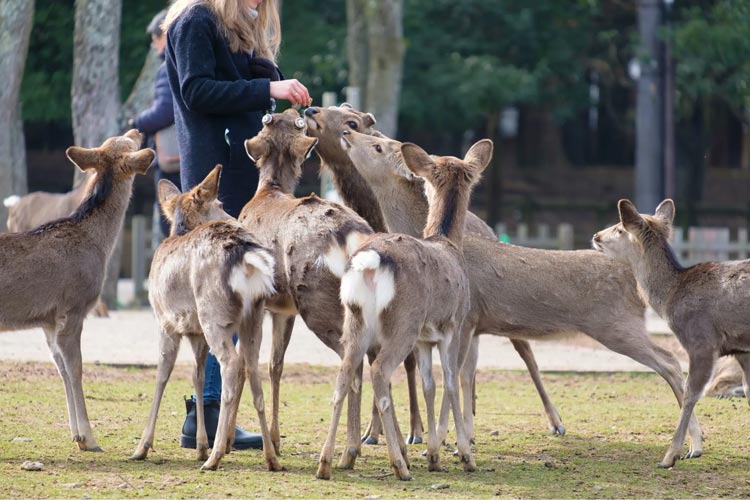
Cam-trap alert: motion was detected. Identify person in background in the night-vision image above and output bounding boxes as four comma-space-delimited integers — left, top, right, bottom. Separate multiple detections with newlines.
162, 0, 312, 451
132, 9, 180, 238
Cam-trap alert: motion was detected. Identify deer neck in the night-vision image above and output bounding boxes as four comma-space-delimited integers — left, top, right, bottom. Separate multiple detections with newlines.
366, 175, 429, 238
256, 154, 299, 194
324, 158, 388, 233
424, 182, 470, 247
75, 173, 134, 255
628, 240, 683, 316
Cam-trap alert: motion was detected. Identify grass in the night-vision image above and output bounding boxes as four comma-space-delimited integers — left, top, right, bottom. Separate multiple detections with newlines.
2, 362, 750, 499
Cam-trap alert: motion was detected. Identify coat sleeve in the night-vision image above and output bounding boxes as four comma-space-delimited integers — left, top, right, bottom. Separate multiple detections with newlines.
168, 10, 271, 115
133, 64, 174, 134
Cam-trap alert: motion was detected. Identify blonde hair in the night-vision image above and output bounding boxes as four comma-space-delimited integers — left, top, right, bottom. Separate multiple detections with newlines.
163, 0, 280, 61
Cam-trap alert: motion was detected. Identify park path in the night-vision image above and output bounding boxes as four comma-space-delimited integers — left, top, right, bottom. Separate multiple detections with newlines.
0, 281, 681, 372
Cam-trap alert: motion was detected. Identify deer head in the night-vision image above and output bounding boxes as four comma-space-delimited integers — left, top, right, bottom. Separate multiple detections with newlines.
245, 109, 318, 193
158, 164, 231, 236
339, 129, 416, 184
66, 129, 153, 180
304, 103, 378, 164
592, 199, 676, 262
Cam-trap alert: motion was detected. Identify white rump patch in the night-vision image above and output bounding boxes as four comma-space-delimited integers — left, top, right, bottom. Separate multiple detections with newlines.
316, 231, 369, 279
340, 250, 395, 324
3, 195, 20, 208
229, 249, 276, 309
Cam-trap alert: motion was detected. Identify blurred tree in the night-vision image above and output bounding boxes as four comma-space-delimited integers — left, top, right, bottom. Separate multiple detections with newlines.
72, 0, 122, 308
0, 0, 35, 232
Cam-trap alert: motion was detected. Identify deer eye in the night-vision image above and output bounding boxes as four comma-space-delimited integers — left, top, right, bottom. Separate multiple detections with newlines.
616, 227, 623, 234
374, 144, 382, 153
346, 121, 358, 130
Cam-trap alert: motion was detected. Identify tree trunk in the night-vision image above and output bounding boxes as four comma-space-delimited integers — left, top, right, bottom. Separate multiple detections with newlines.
363, 0, 404, 138
0, 0, 35, 232
346, 0, 368, 105
120, 48, 160, 130
72, 0, 123, 309
346, 0, 404, 138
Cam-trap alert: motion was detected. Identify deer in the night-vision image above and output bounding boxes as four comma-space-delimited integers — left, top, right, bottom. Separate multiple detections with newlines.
305, 103, 565, 444
316, 139, 491, 481
304, 103, 425, 444
0, 129, 153, 452
237, 109, 379, 463
4, 170, 109, 317
339, 129, 703, 454
131, 165, 278, 471
593, 199, 750, 468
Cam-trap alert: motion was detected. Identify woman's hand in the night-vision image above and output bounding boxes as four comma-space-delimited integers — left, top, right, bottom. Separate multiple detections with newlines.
270, 79, 312, 107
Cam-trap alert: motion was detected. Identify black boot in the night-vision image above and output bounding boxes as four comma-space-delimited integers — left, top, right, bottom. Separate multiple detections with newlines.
180, 398, 263, 450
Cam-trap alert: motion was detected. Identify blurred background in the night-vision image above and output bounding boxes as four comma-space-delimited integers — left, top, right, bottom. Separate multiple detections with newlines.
1, 0, 749, 304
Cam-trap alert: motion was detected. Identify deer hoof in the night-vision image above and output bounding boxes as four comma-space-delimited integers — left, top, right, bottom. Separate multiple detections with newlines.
267, 459, 285, 472
130, 448, 149, 461
407, 435, 422, 445
551, 424, 566, 436
316, 461, 332, 480
684, 449, 702, 460
658, 455, 677, 469
361, 436, 378, 445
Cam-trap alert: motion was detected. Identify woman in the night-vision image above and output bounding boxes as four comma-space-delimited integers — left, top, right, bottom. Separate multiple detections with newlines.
163, 0, 311, 451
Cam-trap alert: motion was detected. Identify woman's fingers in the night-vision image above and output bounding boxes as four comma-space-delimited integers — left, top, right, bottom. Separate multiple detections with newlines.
269, 80, 312, 106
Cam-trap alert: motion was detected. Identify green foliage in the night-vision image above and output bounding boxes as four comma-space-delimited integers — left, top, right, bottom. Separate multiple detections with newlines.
671, 0, 750, 119
21, 0, 166, 125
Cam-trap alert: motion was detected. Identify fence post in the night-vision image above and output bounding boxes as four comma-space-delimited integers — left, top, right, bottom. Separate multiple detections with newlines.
558, 223, 574, 250
131, 215, 148, 307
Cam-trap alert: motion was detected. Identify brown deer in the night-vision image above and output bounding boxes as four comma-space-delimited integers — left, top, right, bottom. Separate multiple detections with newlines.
307, 104, 565, 442
238, 109, 375, 462
4, 170, 109, 317
305, 103, 425, 444
340, 130, 702, 453
131, 165, 278, 471
593, 199, 750, 468
316, 140, 491, 481
0, 129, 153, 451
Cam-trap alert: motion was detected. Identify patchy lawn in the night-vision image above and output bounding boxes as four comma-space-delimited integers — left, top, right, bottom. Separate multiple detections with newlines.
1, 362, 749, 498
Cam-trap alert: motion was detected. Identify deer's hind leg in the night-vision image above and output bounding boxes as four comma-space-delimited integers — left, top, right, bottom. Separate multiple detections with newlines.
734, 353, 750, 407
187, 335, 210, 461
43, 325, 82, 450
269, 313, 295, 454
131, 330, 181, 460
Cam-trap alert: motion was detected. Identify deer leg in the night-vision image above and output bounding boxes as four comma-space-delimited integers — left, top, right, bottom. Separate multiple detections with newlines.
338, 359, 364, 469
510, 338, 565, 435
225, 350, 245, 453
416, 342, 441, 471
370, 337, 416, 481
591, 323, 703, 459
269, 313, 295, 454
361, 350, 382, 445
54, 317, 101, 451
734, 353, 750, 407
238, 302, 283, 471
317, 307, 368, 480
201, 330, 240, 471
660, 349, 716, 468
131, 331, 181, 460
438, 331, 476, 473
459, 332, 479, 444
404, 350, 424, 445
188, 335, 210, 461
43, 326, 80, 449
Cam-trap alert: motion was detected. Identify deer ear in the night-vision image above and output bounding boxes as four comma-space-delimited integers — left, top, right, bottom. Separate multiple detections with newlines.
245, 137, 267, 164
66, 146, 102, 171
618, 199, 644, 233
464, 139, 494, 174
125, 149, 155, 174
655, 199, 675, 225
340, 102, 353, 109
363, 112, 377, 128
196, 164, 222, 201
157, 179, 181, 220
302, 136, 318, 160
400, 142, 434, 179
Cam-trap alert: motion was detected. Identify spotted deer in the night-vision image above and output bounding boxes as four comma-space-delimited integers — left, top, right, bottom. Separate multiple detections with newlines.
238, 109, 376, 461
0, 130, 153, 451
4, 170, 109, 317
317, 140, 491, 481
341, 130, 702, 452
307, 104, 564, 443
131, 165, 277, 471
593, 199, 749, 468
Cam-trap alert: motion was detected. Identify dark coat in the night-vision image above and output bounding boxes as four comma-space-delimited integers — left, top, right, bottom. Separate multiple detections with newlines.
134, 58, 175, 174
165, 4, 276, 217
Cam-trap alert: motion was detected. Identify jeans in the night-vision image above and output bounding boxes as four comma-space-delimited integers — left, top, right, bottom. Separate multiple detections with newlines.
200, 334, 238, 402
